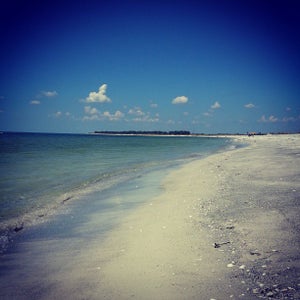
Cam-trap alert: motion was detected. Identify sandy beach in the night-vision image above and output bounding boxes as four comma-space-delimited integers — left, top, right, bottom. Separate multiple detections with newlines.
46, 134, 300, 299
1, 134, 300, 299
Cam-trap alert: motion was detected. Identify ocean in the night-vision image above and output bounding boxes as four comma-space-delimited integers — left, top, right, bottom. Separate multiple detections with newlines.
0, 132, 233, 253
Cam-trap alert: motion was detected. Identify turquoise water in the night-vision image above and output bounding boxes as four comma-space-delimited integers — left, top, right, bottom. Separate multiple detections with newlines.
0, 132, 232, 247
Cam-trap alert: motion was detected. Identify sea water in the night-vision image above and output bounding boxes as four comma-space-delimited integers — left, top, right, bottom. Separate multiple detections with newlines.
0, 132, 232, 251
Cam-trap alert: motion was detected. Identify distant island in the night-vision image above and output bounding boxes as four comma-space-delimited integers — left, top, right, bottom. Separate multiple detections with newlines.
93, 130, 191, 136
91, 131, 298, 136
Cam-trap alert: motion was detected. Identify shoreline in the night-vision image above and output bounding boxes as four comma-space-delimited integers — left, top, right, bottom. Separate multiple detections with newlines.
1, 134, 299, 299
71, 134, 300, 299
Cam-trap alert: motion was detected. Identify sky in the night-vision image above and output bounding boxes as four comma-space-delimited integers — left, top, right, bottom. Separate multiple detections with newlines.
0, 0, 299, 134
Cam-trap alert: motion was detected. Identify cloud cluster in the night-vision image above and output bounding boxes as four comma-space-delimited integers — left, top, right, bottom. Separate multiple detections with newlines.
259, 115, 278, 123
126, 107, 159, 122
259, 114, 300, 123
83, 105, 124, 121
42, 91, 58, 97
103, 110, 124, 121
211, 101, 221, 109
203, 101, 221, 117
48, 110, 75, 120
85, 84, 111, 103
84, 106, 99, 115
79, 84, 299, 130
172, 96, 188, 104
244, 103, 255, 109
30, 100, 41, 105
52, 111, 72, 118
125, 107, 158, 122
83, 105, 160, 123
20, 78, 300, 133
128, 107, 145, 116
30, 90, 58, 105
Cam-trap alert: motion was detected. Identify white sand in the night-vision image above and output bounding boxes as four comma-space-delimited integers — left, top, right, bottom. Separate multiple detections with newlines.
1, 134, 300, 299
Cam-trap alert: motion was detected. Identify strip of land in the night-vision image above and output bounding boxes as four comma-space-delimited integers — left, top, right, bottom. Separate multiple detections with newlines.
2, 134, 300, 300
92, 130, 191, 136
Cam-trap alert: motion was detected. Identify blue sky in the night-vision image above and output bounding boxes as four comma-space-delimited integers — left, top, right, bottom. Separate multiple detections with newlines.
0, 0, 299, 133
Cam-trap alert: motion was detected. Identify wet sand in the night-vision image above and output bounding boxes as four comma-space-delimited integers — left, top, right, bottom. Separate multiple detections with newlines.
1, 134, 300, 299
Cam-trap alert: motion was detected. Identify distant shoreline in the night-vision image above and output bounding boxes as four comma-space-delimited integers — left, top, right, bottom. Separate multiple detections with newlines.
91, 130, 246, 137
1, 131, 299, 137
92, 130, 191, 136
91, 131, 300, 138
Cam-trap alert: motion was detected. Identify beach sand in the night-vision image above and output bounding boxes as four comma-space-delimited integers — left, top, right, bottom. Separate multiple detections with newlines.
1, 134, 300, 299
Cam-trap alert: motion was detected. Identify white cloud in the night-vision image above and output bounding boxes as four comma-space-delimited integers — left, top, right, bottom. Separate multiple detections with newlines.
172, 96, 188, 104
83, 109, 124, 121
259, 115, 278, 123
127, 107, 159, 123
103, 110, 124, 121
269, 115, 278, 122
203, 101, 221, 117
244, 103, 255, 109
84, 106, 99, 115
55, 111, 62, 118
85, 84, 111, 103
150, 103, 158, 108
128, 107, 145, 116
83, 105, 160, 123
258, 114, 300, 123
203, 112, 212, 117
42, 91, 58, 97
211, 101, 221, 109
115, 111, 124, 118
30, 100, 40, 105
49, 110, 73, 119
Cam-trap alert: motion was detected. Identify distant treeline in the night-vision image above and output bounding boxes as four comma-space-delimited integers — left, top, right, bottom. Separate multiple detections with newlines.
94, 130, 191, 135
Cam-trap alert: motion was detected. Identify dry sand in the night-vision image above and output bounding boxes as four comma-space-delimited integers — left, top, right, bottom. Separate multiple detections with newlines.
3, 134, 300, 299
